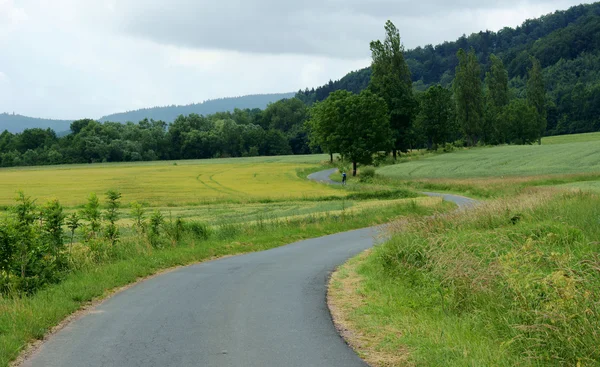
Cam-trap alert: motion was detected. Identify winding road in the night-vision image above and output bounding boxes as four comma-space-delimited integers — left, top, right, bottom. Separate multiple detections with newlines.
20, 170, 477, 367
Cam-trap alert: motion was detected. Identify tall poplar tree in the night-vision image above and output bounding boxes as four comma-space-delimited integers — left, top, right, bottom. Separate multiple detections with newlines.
527, 56, 547, 144
453, 48, 484, 146
369, 20, 417, 159
484, 54, 509, 143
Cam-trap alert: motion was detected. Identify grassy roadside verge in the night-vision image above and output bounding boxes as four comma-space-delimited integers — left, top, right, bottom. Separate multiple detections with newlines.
1, 198, 452, 367
329, 190, 600, 366
336, 171, 600, 200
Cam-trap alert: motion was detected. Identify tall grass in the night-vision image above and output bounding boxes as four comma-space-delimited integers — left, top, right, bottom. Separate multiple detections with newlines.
353, 190, 600, 365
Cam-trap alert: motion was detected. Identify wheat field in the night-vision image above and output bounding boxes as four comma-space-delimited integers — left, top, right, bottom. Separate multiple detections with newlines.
0, 155, 340, 207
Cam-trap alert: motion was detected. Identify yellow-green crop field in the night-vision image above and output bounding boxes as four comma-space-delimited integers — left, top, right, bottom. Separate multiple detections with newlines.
0, 155, 342, 207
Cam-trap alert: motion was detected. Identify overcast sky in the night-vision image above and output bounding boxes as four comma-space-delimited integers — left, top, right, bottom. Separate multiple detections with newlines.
0, 0, 589, 119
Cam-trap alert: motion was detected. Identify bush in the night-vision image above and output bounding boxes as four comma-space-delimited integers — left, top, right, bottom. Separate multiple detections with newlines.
373, 153, 395, 167
359, 166, 376, 182
183, 221, 212, 240
453, 139, 465, 148
443, 142, 455, 153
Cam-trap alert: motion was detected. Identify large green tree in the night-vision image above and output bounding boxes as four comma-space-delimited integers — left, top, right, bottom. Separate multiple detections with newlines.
306, 91, 349, 162
502, 99, 540, 144
369, 20, 417, 158
527, 56, 547, 144
307, 90, 392, 176
454, 48, 484, 146
416, 85, 455, 149
340, 90, 393, 176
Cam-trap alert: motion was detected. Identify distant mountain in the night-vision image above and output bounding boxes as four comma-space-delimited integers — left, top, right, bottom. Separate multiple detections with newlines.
1, 93, 295, 133
98, 93, 295, 124
0, 113, 73, 134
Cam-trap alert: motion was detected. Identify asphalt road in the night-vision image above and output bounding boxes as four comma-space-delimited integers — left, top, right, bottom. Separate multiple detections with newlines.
21, 170, 477, 367
307, 168, 339, 184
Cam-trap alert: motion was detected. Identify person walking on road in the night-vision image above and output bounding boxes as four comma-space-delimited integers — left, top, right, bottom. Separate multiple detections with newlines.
342, 171, 347, 185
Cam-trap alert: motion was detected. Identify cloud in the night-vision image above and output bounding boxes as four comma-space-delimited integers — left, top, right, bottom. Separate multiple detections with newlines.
112, 0, 589, 58
0, 0, 28, 35
0, 0, 590, 119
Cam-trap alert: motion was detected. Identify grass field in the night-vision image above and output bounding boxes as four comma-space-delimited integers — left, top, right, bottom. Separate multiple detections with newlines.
111, 196, 437, 227
0, 155, 340, 207
542, 131, 600, 145
377, 141, 600, 179
555, 180, 600, 192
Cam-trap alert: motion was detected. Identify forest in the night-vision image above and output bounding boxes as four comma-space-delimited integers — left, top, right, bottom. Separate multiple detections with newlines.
297, 2, 600, 136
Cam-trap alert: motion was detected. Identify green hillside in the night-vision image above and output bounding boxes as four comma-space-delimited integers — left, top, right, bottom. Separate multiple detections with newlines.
298, 2, 600, 136
98, 93, 295, 124
0, 113, 73, 134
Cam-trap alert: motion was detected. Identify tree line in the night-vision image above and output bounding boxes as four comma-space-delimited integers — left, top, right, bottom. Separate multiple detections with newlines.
0, 98, 312, 167
305, 21, 548, 176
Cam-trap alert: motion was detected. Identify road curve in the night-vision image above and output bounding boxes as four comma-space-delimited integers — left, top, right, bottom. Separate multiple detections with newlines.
20, 170, 476, 367
307, 168, 339, 184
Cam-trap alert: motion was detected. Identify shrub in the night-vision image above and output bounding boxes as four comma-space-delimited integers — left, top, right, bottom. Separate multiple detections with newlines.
373, 153, 395, 167
453, 139, 465, 148
129, 201, 146, 232
359, 166, 376, 182
104, 190, 122, 246
80, 193, 101, 240
183, 221, 212, 240
165, 215, 184, 246
148, 210, 164, 248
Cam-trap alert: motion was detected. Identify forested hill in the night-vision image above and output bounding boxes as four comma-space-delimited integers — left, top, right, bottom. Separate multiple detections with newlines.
0, 113, 73, 134
99, 93, 295, 124
297, 2, 600, 135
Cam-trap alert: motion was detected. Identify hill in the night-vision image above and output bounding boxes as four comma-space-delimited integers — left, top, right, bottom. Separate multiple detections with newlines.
0, 113, 73, 134
0, 93, 295, 133
297, 2, 600, 136
98, 93, 295, 124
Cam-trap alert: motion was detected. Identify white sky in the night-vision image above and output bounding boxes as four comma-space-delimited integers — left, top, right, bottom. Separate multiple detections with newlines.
0, 0, 590, 119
